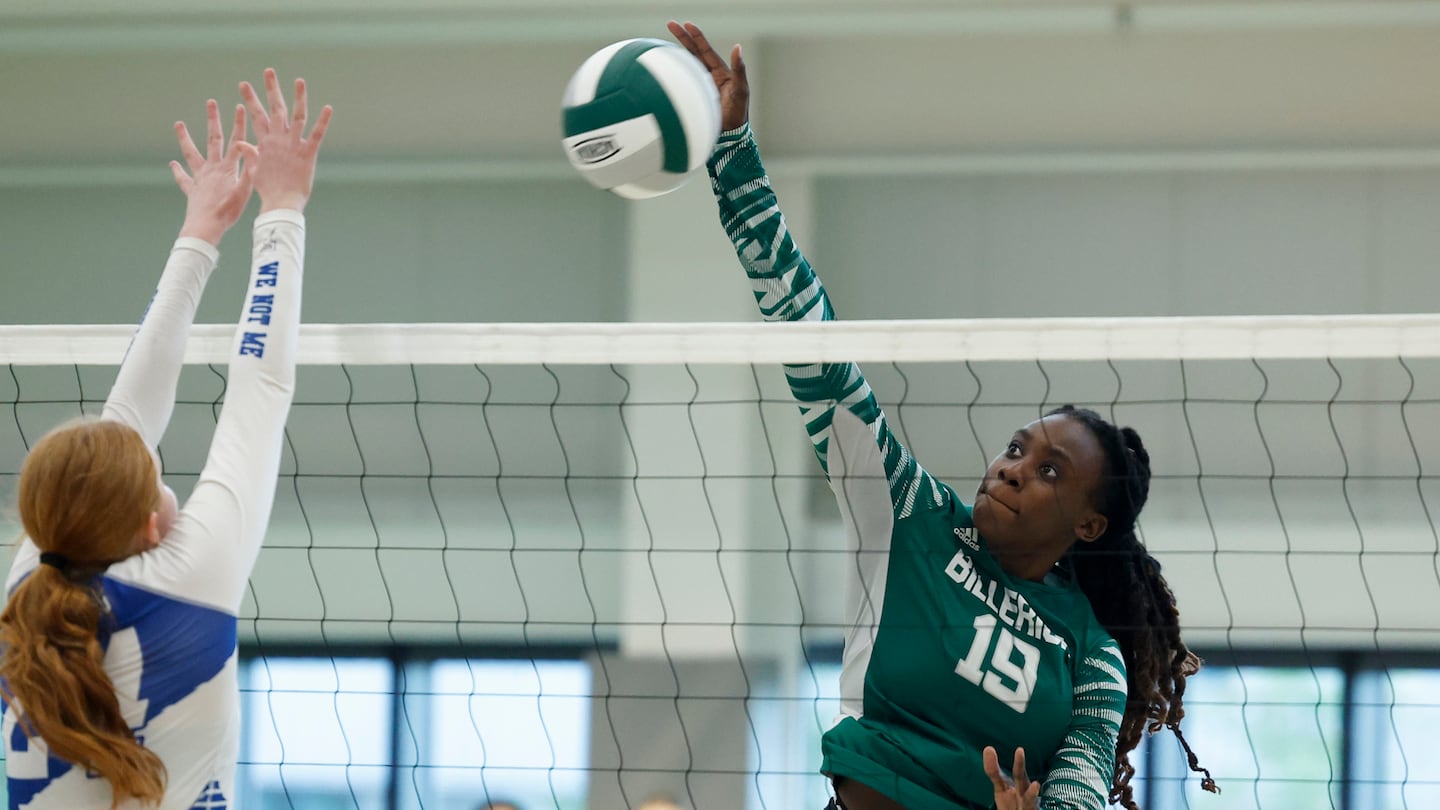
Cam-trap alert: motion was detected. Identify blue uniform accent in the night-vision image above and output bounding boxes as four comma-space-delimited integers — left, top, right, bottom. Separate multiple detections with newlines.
189, 780, 228, 809
6, 716, 78, 810
4, 579, 237, 805
100, 579, 237, 727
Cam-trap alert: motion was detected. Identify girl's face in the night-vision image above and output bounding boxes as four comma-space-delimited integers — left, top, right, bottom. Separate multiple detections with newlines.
972, 414, 1109, 556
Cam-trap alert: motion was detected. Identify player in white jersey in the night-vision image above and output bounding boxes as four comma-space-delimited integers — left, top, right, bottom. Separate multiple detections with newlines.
1, 69, 330, 810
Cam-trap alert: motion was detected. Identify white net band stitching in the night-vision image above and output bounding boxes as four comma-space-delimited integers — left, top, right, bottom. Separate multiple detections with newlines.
6, 314, 1440, 365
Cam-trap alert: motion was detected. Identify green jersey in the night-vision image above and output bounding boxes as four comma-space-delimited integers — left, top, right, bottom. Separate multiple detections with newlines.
707, 125, 1128, 810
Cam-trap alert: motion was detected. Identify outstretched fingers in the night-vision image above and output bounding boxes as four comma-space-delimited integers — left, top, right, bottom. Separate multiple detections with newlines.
669, 20, 731, 78
174, 119, 204, 174
168, 157, 192, 193
681, 21, 730, 73
292, 77, 307, 131
172, 95, 262, 242
232, 141, 259, 166
1012, 748, 1032, 798
263, 67, 289, 128
245, 71, 331, 153
983, 746, 1010, 793
666, 20, 698, 55
304, 104, 334, 154
223, 104, 250, 168
240, 80, 268, 135
243, 68, 330, 213
203, 99, 225, 163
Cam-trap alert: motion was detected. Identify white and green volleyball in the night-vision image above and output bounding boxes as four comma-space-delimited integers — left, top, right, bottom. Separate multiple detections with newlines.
561, 38, 722, 199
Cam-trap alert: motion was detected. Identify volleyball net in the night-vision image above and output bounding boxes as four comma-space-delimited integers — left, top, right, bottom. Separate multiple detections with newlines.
3, 315, 1439, 809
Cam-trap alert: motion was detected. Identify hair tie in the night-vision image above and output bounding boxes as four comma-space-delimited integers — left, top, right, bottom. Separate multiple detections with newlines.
39, 551, 71, 570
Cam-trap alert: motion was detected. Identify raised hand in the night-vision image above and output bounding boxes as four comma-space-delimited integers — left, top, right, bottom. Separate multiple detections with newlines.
984, 746, 1041, 810
172, 100, 258, 246
240, 68, 333, 214
666, 20, 749, 131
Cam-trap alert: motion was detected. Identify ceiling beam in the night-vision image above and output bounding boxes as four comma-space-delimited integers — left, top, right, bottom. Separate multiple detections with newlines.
3, 1, 1440, 53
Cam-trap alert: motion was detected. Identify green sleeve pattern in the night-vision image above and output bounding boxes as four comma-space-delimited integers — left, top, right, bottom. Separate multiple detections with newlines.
707, 124, 946, 518
1039, 640, 1127, 809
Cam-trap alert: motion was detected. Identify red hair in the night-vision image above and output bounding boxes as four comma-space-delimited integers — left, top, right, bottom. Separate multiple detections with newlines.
2, 419, 167, 806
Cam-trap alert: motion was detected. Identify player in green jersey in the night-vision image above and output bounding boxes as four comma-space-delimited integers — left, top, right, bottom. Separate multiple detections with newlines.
667, 21, 1220, 810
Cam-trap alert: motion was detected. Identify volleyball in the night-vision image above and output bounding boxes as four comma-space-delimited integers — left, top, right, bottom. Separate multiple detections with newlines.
561, 38, 722, 199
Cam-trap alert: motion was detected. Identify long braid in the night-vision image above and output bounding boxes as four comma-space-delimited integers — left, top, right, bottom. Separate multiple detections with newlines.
1047, 406, 1218, 808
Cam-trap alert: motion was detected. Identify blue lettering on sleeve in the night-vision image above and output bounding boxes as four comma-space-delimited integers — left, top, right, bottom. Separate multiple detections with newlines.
246, 294, 275, 325
255, 261, 280, 288
238, 332, 267, 358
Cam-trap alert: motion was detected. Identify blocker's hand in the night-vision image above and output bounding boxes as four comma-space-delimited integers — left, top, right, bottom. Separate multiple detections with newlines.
241, 68, 332, 214
666, 20, 749, 131
172, 99, 258, 246
984, 746, 1042, 810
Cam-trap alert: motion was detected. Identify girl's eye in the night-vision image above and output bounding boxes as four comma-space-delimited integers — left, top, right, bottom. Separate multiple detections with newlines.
1006, 442, 1021, 456
1039, 463, 1058, 479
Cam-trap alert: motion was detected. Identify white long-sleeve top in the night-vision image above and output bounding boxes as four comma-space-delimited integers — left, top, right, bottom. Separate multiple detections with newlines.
4, 209, 305, 810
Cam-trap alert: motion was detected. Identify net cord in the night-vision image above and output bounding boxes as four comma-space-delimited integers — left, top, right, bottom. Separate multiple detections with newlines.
6, 314, 1440, 365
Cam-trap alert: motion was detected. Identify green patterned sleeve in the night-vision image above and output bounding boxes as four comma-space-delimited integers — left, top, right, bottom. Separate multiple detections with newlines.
707, 124, 948, 518
1039, 640, 1127, 809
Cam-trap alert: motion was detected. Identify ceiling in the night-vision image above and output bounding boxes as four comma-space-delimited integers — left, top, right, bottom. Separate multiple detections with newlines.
3, 0, 1439, 176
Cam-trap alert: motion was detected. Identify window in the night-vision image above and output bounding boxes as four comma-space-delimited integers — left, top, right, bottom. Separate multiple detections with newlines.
238, 657, 393, 810
0, 650, 1429, 809
1145, 665, 1345, 809
234, 653, 591, 809
1350, 668, 1440, 810
400, 659, 591, 809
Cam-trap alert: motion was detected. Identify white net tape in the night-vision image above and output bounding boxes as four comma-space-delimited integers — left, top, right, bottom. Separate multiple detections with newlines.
7, 314, 1440, 365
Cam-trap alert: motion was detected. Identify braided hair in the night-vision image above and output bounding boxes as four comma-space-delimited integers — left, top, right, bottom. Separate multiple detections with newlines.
1047, 405, 1218, 809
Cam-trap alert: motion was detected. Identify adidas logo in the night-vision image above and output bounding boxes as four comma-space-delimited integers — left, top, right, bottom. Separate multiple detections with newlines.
954, 527, 979, 550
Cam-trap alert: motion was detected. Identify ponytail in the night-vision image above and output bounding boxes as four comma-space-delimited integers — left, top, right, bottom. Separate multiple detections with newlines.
3, 419, 168, 806
1048, 406, 1217, 809
1, 567, 166, 805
